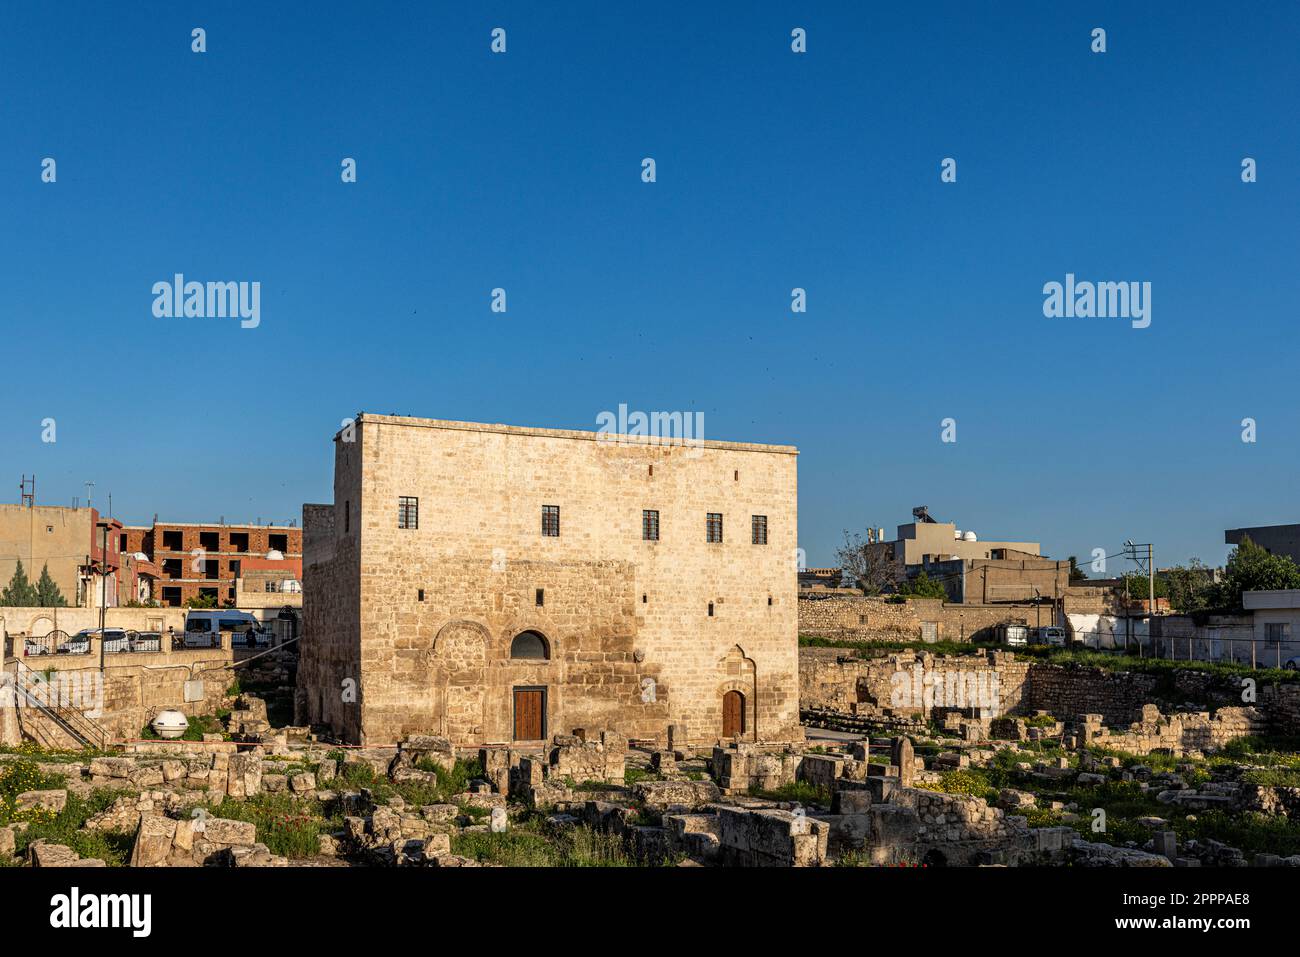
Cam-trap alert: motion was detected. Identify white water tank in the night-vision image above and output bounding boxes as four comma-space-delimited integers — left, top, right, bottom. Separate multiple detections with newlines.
151, 710, 189, 740
963, 531, 978, 542
954, 529, 962, 539
265, 549, 285, 561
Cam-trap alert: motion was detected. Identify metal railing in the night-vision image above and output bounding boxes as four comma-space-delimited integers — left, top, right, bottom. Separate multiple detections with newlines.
17, 630, 88, 657
10, 658, 111, 750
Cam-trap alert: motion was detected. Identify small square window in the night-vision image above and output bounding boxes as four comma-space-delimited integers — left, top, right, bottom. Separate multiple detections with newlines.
642, 509, 659, 541
398, 496, 419, 530
752, 515, 768, 545
706, 513, 723, 543
542, 505, 560, 537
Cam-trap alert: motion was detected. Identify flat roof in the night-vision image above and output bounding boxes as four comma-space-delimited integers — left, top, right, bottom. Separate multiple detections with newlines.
120, 522, 300, 530
1243, 589, 1300, 609
344, 412, 799, 455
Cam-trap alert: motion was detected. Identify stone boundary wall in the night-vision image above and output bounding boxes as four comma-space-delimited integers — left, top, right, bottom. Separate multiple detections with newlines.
798, 595, 1052, 644
1, 606, 188, 641
1, 645, 234, 741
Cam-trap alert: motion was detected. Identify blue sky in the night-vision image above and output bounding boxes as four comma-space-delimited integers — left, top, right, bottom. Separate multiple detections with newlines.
1, 2, 1296, 569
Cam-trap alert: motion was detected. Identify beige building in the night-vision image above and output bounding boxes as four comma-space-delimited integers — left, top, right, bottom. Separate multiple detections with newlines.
299, 414, 801, 748
0, 504, 118, 607
882, 518, 1040, 568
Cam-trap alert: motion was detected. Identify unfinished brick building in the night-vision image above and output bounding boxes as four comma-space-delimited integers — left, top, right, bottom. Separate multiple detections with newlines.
122, 521, 302, 607
299, 414, 801, 748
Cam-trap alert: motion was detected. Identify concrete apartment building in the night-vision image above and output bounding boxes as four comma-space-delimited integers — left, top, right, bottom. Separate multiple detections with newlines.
875, 511, 1041, 569
1225, 524, 1300, 565
122, 521, 302, 607
924, 556, 1071, 604
300, 413, 801, 748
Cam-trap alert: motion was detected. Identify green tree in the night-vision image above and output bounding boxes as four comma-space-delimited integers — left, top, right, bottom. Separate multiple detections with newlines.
1120, 571, 1168, 602
34, 562, 67, 607
1161, 559, 1216, 613
1, 560, 39, 606
185, 592, 218, 609
898, 570, 949, 600
1067, 555, 1088, 583
1213, 535, 1300, 609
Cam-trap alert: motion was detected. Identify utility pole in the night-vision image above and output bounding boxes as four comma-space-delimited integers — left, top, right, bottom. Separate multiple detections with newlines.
1124, 541, 1155, 658
98, 521, 108, 675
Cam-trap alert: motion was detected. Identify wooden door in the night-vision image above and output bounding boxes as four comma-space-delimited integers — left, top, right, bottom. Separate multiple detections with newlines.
722, 690, 745, 738
513, 688, 545, 740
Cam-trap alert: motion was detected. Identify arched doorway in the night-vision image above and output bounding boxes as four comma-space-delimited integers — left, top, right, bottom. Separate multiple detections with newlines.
722, 690, 746, 738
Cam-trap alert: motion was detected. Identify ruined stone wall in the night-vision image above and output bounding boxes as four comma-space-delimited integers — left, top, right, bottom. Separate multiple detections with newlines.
798, 647, 1029, 717
304, 415, 800, 747
798, 595, 1048, 643
3, 647, 232, 740
799, 646, 1300, 739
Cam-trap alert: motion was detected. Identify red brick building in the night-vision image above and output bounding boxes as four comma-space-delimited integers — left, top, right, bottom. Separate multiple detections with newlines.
120, 521, 302, 607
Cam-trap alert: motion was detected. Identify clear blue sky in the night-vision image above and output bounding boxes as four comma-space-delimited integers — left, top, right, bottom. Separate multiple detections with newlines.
1, 2, 1296, 570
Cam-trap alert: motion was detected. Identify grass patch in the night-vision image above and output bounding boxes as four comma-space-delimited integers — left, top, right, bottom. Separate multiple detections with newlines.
198, 791, 339, 859
451, 817, 639, 866
749, 780, 831, 805
9, 787, 136, 866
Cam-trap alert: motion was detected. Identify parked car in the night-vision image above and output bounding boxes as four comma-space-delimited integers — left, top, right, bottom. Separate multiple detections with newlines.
61, 628, 129, 653
1036, 626, 1068, 647
132, 632, 163, 653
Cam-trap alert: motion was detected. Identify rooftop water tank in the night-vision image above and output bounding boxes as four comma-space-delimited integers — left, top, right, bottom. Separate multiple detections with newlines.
963, 531, 978, 542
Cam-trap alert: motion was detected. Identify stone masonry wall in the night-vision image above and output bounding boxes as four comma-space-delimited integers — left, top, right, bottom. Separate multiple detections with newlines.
798, 595, 1051, 644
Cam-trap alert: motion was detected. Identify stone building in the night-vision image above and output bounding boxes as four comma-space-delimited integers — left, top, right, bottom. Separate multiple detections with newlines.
298, 413, 801, 748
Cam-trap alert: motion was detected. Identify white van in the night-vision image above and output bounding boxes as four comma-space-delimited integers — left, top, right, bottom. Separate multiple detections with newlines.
1037, 625, 1068, 647
184, 611, 266, 648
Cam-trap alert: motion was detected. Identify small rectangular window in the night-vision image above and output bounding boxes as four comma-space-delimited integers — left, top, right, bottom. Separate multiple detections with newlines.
536, 588, 545, 607
344, 501, 350, 533
706, 513, 723, 543
398, 496, 419, 530
418, 589, 425, 602
1266, 622, 1290, 644
542, 505, 560, 537
642, 509, 660, 541
708, 602, 715, 617
752, 515, 768, 545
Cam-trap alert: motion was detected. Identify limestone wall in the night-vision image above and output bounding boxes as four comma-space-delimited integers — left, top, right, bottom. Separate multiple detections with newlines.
798, 594, 1051, 644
